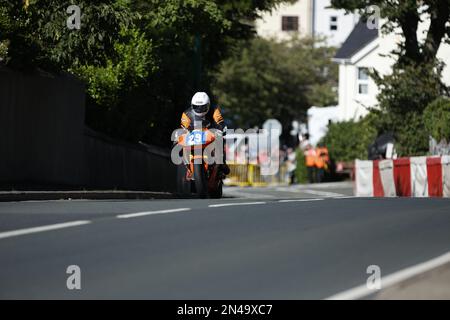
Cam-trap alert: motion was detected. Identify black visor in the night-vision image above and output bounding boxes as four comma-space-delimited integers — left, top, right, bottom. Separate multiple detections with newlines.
193, 103, 209, 114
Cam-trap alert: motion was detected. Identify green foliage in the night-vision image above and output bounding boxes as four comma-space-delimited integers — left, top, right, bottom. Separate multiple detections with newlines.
394, 112, 429, 156
423, 96, 450, 141
0, 0, 133, 72
368, 61, 448, 156
373, 61, 446, 115
132, 0, 291, 89
116, 0, 293, 144
295, 149, 308, 184
331, 0, 450, 64
0, 0, 297, 145
331, 0, 450, 157
213, 37, 338, 129
74, 28, 156, 108
319, 118, 377, 162
74, 28, 159, 141
0, 40, 7, 61
332, 1, 450, 157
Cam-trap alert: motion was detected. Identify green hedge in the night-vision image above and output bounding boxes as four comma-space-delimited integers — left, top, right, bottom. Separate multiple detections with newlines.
319, 117, 377, 162
295, 148, 308, 184
423, 96, 450, 142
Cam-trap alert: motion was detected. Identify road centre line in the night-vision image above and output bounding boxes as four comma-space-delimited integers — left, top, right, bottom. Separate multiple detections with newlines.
332, 196, 356, 199
208, 202, 266, 208
302, 189, 347, 197
0, 220, 91, 240
278, 198, 324, 203
0, 197, 357, 240
117, 208, 191, 219
326, 251, 450, 300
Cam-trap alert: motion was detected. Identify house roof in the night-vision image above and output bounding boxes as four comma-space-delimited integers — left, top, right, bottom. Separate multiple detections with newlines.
334, 20, 378, 60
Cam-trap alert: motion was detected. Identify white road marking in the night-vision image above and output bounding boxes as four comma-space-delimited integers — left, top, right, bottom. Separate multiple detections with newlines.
332, 196, 356, 199
278, 198, 324, 203
275, 187, 299, 192
117, 208, 191, 219
326, 251, 450, 300
208, 202, 266, 208
302, 189, 346, 197
274, 187, 347, 198
0, 221, 91, 240
223, 191, 275, 199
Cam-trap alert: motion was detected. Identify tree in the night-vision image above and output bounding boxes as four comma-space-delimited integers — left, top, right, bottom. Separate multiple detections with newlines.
1, 0, 295, 145
0, 0, 133, 72
129, 0, 293, 105
118, 0, 295, 144
367, 61, 448, 155
331, 0, 450, 66
332, 0, 450, 156
423, 97, 450, 142
75, 0, 294, 144
74, 28, 158, 141
213, 37, 338, 130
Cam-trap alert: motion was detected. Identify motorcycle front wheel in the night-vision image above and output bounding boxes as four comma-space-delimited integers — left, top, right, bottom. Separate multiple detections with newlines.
210, 180, 223, 199
193, 164, 208, 198
176, 164, 191, 197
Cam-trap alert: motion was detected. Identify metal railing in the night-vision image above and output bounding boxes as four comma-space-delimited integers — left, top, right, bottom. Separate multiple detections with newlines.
224, 164, 290, 187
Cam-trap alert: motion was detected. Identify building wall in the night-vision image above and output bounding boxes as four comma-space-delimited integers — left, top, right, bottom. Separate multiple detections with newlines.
0, 68, 86, 187
256, 0, 313, 40
307, 105, 340, 145
337, 18, 450, 122
0, 68, 177, 192
256, 0, 357, 46
84, 129, 176, 192
313, 0, 358, 47
338, 34, 391, 121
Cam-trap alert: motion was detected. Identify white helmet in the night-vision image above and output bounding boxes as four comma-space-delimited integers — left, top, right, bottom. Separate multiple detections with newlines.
191, 92, 210, 116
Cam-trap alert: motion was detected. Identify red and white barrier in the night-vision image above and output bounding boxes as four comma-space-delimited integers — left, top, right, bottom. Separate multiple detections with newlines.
444, 156, 450, 196
355, 156, 450, 197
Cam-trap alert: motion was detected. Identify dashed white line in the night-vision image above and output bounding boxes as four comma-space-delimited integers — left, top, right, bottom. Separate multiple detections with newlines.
302, 189, 347, 197
326, 251, 450, 300
278, 198, 324, 203
208, 202, 266, 208
0, 196, 356, 240
332, 196, 356, 199
0, 220, 91, 240
117, 208, 191, 219
223, 191, 275, 199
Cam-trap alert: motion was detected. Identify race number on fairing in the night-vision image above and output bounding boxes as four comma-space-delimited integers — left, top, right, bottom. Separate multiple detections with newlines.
187, 131, 206, 145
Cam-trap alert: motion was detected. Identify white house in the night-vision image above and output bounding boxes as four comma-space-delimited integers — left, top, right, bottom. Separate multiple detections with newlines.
312, 0, 359, 47
307, 105, 340, 145
256, 0, 313, 40
256, 0, 358, 47
333, 17, 450, 121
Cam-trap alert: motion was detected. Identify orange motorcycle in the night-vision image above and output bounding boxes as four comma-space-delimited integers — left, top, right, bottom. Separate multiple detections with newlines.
176, 127, 224, 198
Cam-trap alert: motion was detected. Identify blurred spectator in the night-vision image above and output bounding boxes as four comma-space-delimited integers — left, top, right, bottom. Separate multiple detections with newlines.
430, 137, 450, 156
299, 133, 310, 150
304, 144, 316, 183
368, 132, 396, 160
286, 148, 297, 185
315, 144, 329, 183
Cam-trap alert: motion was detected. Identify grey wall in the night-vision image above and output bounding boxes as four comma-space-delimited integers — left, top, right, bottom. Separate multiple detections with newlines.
84, 129, 176, 192
0, 68, 176, 191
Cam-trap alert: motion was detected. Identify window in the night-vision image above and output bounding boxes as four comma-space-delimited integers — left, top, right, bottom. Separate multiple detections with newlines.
359, 83, 369, 94
330, 16, 338, 31
358, 67, 369, 80
282, 16, 299, 32
357, 67, 369, 95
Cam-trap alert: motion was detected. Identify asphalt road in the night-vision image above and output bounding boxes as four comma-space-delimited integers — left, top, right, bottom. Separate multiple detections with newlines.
1, 183, 450, 299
